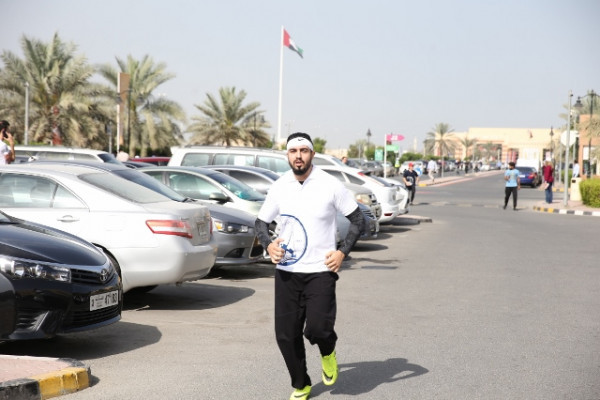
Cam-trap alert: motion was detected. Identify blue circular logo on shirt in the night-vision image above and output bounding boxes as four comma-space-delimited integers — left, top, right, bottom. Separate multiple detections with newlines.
276, 214, 307, 266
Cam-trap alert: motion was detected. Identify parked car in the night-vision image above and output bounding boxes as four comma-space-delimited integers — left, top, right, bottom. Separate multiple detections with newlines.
132, 156, 171, 166
26, 161, 263, 268
169, 146, 291, 174
0, 163, 216, 292
517, 166, 542, 187
207, 164, 380, 241
381, 161, 396, 177
318, 165, 406, 223
205, 165, 282, 195
14, 145, 121, 164
139, 166, 266, 216
365, 161, 383, 177
0, 210, 121, 340
399, 160, 426, 174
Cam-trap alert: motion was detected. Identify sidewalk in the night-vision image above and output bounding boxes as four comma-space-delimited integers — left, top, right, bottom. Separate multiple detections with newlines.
0, 355, 90, 400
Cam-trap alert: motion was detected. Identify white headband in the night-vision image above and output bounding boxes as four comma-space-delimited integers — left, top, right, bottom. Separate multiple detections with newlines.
286, 137, 313, 151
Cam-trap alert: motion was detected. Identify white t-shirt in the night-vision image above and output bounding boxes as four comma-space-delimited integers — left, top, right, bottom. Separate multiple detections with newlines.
258, 166, 357, 273
0, 142, 9, 165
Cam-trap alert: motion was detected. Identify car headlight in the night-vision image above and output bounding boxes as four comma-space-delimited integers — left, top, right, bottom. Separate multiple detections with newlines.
0, 257, 71, 282
213, 219, 250, 234
355, 193, 371, 205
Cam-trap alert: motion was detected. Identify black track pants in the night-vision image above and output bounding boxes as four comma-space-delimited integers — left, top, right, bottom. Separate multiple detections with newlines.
274, 269, 338, 389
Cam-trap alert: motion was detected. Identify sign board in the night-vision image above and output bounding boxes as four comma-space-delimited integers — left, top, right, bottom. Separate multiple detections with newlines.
385, 145, 399, 152
386, 134, 405, 141
374, 148, 384, 161
560, 130, 578, 147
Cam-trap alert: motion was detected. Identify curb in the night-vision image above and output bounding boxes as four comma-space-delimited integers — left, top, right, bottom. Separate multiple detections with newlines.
0, 358, 90, 400
532, 205, 600, 217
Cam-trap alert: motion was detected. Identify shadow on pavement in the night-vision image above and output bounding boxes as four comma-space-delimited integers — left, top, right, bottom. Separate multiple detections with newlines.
124, 282, 255, 311
0, 321, 161, 360
312, 357, 429, 397
206, 262, 276, 280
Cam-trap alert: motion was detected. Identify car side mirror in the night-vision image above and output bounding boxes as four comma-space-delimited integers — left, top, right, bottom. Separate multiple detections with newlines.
209, 192, 230, 204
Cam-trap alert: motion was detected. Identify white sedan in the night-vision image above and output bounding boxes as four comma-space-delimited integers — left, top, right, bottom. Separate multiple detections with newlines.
0, 163, 217, 293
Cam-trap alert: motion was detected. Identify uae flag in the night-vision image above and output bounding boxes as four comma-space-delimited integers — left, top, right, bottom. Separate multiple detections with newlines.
283, 29, 303, 58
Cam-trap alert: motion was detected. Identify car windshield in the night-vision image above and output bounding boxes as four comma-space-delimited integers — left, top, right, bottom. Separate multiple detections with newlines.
113, 169, 187, 201
207, 172, 266, 201
519, 167, 534, 173
79, 172, 173, 203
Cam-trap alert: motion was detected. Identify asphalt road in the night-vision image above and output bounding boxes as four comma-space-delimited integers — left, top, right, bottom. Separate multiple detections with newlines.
2, 171, 599, 399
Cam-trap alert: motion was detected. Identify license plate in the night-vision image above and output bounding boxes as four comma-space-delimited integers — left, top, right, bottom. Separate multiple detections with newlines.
90, 290, 119, 311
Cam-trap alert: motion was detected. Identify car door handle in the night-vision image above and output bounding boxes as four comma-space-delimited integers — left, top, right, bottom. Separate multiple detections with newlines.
57, 215, 80, 223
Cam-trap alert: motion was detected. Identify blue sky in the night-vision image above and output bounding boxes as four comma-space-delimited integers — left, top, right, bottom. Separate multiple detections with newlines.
2, 0, 600, 150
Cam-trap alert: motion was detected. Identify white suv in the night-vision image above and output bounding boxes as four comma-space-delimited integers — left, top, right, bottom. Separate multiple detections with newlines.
169, 146, 291, 174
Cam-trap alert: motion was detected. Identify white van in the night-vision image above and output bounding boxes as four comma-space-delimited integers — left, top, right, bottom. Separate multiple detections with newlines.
169, 146, 291, 174
15, 145, 120, 164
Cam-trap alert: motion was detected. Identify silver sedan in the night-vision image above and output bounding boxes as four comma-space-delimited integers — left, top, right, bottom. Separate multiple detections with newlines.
0, 163, 217, 293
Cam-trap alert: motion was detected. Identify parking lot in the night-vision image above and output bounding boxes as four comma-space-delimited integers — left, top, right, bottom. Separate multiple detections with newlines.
2, 173, 599, 399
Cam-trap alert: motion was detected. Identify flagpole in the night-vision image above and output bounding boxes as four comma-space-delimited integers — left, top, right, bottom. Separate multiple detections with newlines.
277, 26, 284, 146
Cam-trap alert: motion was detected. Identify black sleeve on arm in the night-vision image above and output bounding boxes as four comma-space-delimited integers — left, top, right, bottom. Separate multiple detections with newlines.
338, 206, 365, 256
255, 218, 272, 251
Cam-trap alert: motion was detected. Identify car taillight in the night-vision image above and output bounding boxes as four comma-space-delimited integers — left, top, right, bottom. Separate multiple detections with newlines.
146, 220, 193, 238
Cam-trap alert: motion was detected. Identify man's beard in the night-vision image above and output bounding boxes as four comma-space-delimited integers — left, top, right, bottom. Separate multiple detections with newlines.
290, 161, 311, 176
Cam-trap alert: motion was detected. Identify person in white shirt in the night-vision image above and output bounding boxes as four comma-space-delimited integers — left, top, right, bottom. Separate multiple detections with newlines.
0, 120, 15, 165
255, 132, 365, 400
572, 162, 580, 178
427, 159, 437, 183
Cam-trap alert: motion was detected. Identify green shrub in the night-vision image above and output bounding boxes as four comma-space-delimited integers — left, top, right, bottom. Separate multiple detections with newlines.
579, 178, 600, 208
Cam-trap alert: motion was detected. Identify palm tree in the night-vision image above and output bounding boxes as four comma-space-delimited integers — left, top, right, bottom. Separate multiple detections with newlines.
458, 136, 477, 160
97, 55, 185, 157
427, 123, 454, 176
0, 33, 108, 147
187, 87, 270, 147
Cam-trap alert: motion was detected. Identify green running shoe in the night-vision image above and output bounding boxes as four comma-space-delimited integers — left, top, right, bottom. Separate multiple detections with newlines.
289, 385, 311, 400
321, 350, 338, 385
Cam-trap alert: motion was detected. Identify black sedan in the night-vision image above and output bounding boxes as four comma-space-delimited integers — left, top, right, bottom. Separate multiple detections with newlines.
0, 211, 121, 341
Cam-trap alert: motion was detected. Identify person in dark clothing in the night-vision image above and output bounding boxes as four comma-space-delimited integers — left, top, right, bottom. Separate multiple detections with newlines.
503, 161, 520, 210
402, 162, 420, 205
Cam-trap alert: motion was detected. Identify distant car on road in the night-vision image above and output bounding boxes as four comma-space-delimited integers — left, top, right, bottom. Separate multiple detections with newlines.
0, 210, 121, 340
517, 166, 542, 187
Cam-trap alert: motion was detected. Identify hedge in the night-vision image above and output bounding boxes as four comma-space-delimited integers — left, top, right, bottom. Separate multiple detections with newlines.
579, 178, 600, 208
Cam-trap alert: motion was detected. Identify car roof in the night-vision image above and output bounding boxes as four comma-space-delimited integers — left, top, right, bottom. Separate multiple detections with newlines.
14, 145, 112, 156
206, 164, 281, 178
0, 162, 117, 176
172, 145, 286, 155
138, 165, 221, 176
25, 160, 131, 172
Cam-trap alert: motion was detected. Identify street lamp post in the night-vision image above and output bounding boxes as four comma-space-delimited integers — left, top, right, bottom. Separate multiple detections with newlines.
366, 128, 372, 157
574, 89, 597, 178
564, 91, 573, 206
549, 126, 554, 172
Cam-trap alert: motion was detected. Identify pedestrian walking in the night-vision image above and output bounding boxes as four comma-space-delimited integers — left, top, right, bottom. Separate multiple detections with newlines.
503, 161, 520, 210
0, 120, 15, 165
254, 132, 365, 400
403, 162, 420, 204
427, 159, 437, 183
572, 162, 580, 178
542, 160, 554, 204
